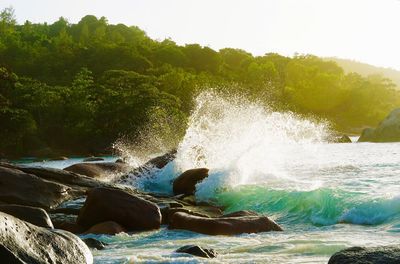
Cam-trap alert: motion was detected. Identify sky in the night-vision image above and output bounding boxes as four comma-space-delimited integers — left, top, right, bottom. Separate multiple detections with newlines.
1, 0, 400, 70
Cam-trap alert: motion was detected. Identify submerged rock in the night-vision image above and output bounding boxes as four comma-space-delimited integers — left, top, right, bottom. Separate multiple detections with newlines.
125, 150, 177, 177
169, 211, 282, 235
0, 166, 73, 209
0, 211, 93, 264
173, 168, 209, 195
145, 150, 177, 169
50, 213, 84, 234
64, 162, 130, 179
83, 157, 104, 162
77, 187, 161, 231
358, 108, 400, 142
331, 135, 352, 143
84, 221, 126, 235
0, 204, 53, 228
49, 156, 69, 161
82, 238, 107, 250
176, 245, 217, 258
328, 246, 400, 264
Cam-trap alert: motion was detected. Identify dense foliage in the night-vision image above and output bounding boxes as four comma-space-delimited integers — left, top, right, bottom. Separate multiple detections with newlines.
1, 8, 399, 157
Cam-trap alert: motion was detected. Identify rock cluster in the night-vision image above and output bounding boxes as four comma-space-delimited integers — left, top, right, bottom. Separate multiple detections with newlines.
0, 151, 283, 262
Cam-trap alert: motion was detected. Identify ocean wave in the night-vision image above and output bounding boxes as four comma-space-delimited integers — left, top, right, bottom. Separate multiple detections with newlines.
216, 186, 400, 226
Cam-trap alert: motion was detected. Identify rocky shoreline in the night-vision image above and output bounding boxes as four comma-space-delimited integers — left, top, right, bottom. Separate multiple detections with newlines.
0, 153, 398, 263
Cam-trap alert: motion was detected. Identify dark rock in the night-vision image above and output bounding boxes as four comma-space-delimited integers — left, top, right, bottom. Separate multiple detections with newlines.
334, 135, 352, 143
77, 187, 161, 231
84, 221, 126, 235
169, 211, 282, 235
50, 213, 77, 228
146, 149, 176, 169
83, 157, 104, 162
327, 133, 352, 143
176, 245, 217, 258
54, 221, 85, 234
0, 211, 92, 263
83, 238, 107, 250
49, 156, 69, 161
0, 243, 25, 263
120, 150, 177, 181
0, 166, 73, 209
162, 201, 223, 225
222, 210, 259, 218
0, 162, 18, 169
19, 166, 113, 190
0, 204, 53, 228
115, 158, 124, 163
180, 195, 197, 205
173, 168, 209, 195
328, 246, 400, 264
163, 208, 208, 225
50, 207, 81, 215
64, 162, 130, 179
358, 108, 400, 142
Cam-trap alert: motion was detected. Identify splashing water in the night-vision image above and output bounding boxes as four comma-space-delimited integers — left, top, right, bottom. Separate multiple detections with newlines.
97, 91, 400, 263
175, 92, 330, 193
130, 91, 400, 228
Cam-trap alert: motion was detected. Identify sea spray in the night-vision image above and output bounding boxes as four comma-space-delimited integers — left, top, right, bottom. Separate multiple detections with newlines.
118, 91, 400, 228
113, 105, 185, 168
174, 91, 330, 199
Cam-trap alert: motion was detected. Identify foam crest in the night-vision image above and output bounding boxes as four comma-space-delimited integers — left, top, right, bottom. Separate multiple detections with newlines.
174, 91, 329, 197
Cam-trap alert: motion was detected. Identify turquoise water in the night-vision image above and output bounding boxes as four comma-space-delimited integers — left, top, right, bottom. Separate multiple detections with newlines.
20, 143, 400, 264
101, 93, 400, 263
106, 142, 399, 264
13, 156, 119, 170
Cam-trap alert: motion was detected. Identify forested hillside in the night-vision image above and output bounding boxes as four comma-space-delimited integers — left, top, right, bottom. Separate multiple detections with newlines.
328, 57, 400, 88
1, 8, 399, 157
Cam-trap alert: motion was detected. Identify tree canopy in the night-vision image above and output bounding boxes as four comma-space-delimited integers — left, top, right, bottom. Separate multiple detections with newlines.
1, 8, 399, 157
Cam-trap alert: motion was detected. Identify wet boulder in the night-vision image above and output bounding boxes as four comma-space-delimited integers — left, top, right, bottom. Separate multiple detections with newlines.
18, 166, 111, 191
83, 221, 126, 235
0, 166, 73, 209
0, 204, 53, 228
49, 156, 69, 161
50, 213, 85, 234
82, 238, 107, 250
358, 108, 400, 142
83, 157, 104, 162
169, 211, 282, 235
222, 210, 259, 218
77, 187, 161, 231
162, 207, 210, 225
173, 168, 209, 195
176, 245, 217, 258
0, 211, 93, 264
328, 246, 400, 264
64, 162, 130, 180
145, 149, 176, 169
